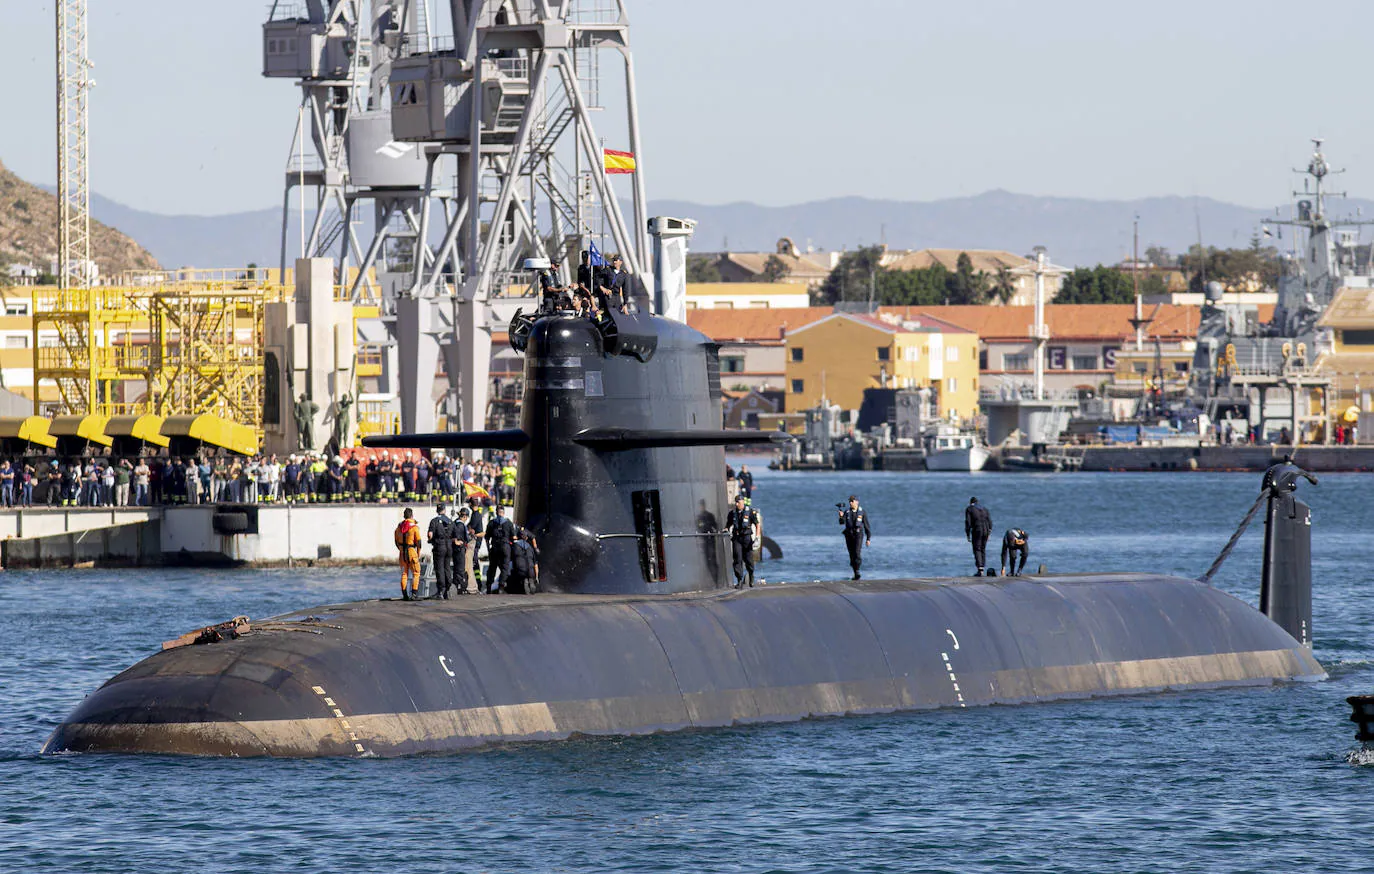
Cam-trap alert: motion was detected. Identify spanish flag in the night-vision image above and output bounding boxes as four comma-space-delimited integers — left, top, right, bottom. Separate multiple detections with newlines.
603, 148, 636, 175
462, 481, 491, 501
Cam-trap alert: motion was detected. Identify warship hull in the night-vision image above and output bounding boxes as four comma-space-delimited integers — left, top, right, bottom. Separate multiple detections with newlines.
44, 573, 1323, 757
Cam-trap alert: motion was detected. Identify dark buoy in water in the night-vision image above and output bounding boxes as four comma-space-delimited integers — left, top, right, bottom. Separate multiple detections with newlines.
1349, 696, 1374, 745
42, 303, 1327, 757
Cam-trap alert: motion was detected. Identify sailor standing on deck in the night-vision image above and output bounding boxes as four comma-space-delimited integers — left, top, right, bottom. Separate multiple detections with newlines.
1000, 527, 1029, 577
838, 495, 871, 580
453, 507, 476, 594
724, 494, 760, 588
427, 504, 455, 599
468, 496, 488, 584
965, 497, 993, 576
485, 504, 516, 593
394, 508, 422, 600
507, 527, 540, 595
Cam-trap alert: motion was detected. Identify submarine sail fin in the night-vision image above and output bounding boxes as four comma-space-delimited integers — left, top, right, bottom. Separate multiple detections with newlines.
362, 429, 531, 451
572, 428, 790, 451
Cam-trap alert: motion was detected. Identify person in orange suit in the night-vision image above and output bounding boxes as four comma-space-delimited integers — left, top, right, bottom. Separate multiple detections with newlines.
394, 507, 422, 599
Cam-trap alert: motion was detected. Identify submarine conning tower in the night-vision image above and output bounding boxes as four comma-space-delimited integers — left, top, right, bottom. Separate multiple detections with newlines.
365, 308, 785, 596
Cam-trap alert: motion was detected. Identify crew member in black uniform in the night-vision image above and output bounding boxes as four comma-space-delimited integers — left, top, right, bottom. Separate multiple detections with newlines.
484, 504, 515, 593
427, 504, 454, 598
538, 258, 568, 312
737, 465, 754, 500
467, 495, 488, 583
1000, 527, 1029, 577
965, 496, 992, 576
450, 507, 474, 593
507, 527, 540, 595
838, 495, 871, 580
724, 494, 759, 588
596, 254, 628, 314
573, 250, 597, 317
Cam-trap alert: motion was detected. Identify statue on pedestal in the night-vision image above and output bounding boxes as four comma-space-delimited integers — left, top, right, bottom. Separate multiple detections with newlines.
294, 393, 319, 451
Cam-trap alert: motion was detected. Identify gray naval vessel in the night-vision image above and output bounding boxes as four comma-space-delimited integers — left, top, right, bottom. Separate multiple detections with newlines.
44, 304, 1325, 756
1189, 139, 1367, 430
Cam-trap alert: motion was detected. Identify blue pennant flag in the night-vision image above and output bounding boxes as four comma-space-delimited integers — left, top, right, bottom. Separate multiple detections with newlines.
588, 241, 606, 268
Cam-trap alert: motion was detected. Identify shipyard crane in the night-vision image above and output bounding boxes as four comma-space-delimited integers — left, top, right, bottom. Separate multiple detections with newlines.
387, 0, 655, 432
265, 1, 660, 435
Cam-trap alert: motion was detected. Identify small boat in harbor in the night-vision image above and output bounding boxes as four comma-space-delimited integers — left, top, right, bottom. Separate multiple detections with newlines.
924, 428, 990, 471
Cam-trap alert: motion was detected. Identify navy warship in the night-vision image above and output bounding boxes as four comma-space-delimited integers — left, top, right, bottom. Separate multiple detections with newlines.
42, 298, 1326, 757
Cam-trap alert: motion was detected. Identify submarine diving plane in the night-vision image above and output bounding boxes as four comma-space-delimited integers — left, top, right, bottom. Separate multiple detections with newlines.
44, 226, 1324, 756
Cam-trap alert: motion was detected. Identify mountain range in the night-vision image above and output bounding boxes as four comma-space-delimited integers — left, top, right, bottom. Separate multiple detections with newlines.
35, 175, 1374, 272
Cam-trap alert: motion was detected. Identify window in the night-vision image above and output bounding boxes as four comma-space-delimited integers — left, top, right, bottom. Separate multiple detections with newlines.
877, 347, 890, 361
946, 346, 958, 362
902, 346, 919, 362
947, 377, 957, 393
4, 302, 28, 316
1173, 361, 1190, 373
790, 347, 804, 363
750, 301, 768, 308
721, 356, 745, 373
1344, 329, 1374, 346
1133, 363, 1148, 374
791, 379, 804, 394
1004, 354, 1029, 370
1072, 354, 1098, 371
5, 335, 28, 349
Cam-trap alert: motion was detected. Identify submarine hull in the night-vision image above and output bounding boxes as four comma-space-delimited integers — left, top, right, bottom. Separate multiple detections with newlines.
44, 573, 1324, 757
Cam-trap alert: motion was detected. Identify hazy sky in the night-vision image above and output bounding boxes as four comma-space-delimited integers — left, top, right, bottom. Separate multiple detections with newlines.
5, 0, 1374, 216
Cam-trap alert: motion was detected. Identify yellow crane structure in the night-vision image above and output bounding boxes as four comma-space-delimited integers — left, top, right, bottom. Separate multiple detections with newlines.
32, 276, 277, 446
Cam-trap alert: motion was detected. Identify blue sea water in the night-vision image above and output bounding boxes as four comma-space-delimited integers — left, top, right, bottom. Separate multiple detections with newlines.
2, 467, 1372, 872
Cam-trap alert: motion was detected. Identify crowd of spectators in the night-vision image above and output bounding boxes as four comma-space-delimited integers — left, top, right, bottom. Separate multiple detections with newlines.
0, 450, 519, 508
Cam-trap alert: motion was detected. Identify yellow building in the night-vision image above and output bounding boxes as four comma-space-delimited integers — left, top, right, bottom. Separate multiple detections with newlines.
1317, 287, 1374, 417
784, 312, 980, 420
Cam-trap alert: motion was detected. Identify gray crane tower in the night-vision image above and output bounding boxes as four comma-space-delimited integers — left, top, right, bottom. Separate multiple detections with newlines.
387, 0, 655, 432
266, 1, 674, 436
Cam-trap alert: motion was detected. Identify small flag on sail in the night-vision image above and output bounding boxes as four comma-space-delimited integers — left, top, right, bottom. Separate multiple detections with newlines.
603, 148, 636, 175
588, 240, 606, 268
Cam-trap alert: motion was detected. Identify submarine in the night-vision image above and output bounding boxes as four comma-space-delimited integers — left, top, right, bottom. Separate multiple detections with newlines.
44, 254, 1326, 757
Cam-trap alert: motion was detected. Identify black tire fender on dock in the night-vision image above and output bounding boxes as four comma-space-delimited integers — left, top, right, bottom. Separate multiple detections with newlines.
212, 512, 250, 535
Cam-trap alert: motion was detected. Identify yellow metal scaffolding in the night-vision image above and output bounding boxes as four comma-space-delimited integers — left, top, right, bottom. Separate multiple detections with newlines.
31, 281, 284, 448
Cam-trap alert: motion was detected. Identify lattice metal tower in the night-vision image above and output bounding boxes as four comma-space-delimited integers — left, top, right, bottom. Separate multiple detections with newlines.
56, 0, 93, 289
264, 2, 437, 298
387, 0, 653, 432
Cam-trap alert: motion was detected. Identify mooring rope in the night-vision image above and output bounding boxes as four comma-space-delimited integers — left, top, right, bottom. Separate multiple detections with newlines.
1197, 491, 1268, 584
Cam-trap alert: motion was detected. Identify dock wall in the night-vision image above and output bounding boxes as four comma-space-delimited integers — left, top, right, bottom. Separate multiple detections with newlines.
2, 504, 416, 568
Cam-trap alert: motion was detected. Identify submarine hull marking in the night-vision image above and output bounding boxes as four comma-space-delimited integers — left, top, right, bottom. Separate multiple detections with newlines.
43, 575, 1326, 757
47, 648, 1316, 758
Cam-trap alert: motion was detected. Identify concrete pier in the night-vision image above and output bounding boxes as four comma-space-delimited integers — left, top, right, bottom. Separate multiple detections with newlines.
1, 504, 415, 568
